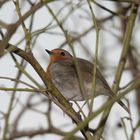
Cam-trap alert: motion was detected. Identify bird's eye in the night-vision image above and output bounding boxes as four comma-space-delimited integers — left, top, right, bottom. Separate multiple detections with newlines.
60, 52, 66, 56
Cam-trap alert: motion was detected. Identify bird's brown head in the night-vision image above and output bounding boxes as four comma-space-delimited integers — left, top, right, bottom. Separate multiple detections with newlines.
45, 49, 72, 63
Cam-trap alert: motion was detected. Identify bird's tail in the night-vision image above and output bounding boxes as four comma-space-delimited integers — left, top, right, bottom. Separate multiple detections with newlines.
108, 90, 129, 113
117, 100, 129, 113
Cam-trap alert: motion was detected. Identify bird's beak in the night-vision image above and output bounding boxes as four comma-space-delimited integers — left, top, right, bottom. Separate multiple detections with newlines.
45, 49, 53, 55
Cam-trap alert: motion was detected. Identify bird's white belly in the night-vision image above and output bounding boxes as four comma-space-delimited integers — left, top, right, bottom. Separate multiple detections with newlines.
52, 78, 92, 101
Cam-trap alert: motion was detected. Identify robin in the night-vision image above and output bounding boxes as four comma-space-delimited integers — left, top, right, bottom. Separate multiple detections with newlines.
45, 48, 128, 112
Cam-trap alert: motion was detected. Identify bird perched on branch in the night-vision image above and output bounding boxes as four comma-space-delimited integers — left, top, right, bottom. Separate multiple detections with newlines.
45, 48, 129, 113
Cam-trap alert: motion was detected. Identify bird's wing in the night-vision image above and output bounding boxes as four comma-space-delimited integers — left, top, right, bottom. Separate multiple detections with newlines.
76, 58, 114, 95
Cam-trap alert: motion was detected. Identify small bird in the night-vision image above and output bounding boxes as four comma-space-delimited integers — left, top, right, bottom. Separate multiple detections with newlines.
46, 48, 128, 112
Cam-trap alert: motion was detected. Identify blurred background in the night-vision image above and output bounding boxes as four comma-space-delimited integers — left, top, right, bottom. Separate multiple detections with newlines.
0, 0, 140, 140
